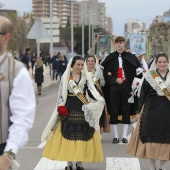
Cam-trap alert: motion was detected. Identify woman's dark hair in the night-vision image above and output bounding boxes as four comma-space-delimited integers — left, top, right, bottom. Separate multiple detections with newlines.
155, 52, 169, 63
71, 56, 84, 68
86, 55, 96, 63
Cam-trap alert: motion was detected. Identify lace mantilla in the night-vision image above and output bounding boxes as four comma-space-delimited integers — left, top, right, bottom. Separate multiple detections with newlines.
82, 97, 105, 132
94, 67, 105, 87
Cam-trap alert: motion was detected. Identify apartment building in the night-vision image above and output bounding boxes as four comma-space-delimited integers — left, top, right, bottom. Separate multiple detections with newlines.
32, 0, 79, 27
105, 16, 113, 34
78, 0, 106, 28
125, 19, 146, 33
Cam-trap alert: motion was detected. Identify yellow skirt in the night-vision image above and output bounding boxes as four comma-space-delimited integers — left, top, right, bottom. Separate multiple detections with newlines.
43, 122, 104, 162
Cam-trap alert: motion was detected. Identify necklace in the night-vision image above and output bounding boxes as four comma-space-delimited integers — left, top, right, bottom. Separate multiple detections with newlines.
156, 69, 169, 81
70, 72, 81, 84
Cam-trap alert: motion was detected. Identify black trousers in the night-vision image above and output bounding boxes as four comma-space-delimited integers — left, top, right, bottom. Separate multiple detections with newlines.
109, 81, 131, 124
0, 143, 6, 155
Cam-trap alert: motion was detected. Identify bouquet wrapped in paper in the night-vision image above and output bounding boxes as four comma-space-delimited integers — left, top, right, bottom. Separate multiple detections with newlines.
128, 77, 141, 103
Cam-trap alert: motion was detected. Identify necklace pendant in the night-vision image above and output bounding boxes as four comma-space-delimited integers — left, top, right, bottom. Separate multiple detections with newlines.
0, 73, 6, 81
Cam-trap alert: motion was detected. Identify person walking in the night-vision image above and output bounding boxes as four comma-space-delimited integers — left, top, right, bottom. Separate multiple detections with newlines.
127, 52, 170, 170
13, 51, 19, 60
0, 16, 36, 169
21, 48, 31, 70
58, 54, 67, 81
33, 57, 45, 95
41, 56, 104, 170
31, 51, 36, 76
101, 36, 140, 144
50, 51, 59, 80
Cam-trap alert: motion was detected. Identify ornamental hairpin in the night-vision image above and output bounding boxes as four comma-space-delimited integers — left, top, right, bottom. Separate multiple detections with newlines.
160, 52, 163, 55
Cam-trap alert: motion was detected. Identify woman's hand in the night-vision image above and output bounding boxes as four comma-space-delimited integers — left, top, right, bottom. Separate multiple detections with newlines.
136, 114, 141, 122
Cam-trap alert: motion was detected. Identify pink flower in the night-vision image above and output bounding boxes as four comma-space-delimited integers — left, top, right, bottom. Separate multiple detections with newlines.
136, 82, 140, 86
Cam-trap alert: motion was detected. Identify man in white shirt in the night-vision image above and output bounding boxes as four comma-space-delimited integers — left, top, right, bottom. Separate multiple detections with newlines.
0, 16, 36, 169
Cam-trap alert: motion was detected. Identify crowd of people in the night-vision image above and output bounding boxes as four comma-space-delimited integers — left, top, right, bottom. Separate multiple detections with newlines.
0, 16, 169, 170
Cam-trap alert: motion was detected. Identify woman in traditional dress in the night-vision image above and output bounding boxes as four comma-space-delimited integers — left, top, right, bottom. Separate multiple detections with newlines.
33, 57, 45, 95
42, 56, 104, 170
127, 52, 170, 170
85, 55, 110, 133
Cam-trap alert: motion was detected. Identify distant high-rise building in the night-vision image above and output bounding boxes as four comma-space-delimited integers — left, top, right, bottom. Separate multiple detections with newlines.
32, 0, 79, 28
125, 19, 146, 33
78, 0, 106, 28
163, 9, 170, 22
105, 16, 113, 34
152, 13, 163, 23
0, 9, 17, 16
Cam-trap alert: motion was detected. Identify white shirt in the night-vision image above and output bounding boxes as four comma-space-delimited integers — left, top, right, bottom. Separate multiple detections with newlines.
0, 53, 36, 154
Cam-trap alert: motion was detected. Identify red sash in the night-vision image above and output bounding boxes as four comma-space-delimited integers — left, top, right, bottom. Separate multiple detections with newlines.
117, 68, 125, 81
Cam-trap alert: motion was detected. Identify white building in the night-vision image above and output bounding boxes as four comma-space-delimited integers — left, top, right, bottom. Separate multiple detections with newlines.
125, 19, 146, 33
78, 0, 106, 28
105, 15, 113, 34
39, 18, 60, 43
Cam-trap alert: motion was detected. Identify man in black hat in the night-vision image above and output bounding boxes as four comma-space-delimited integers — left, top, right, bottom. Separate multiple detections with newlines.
21, 48, 31, 70
101, 36, 140, 144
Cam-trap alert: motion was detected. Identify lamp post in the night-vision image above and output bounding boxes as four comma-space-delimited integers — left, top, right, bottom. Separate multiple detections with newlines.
71, 0, 74, 56
82, 15, 84, 57
146, 31, 150, 56
50, 0, 53, 77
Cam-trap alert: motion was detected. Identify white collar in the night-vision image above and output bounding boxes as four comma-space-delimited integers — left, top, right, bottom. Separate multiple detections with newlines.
0, 52, 7, 63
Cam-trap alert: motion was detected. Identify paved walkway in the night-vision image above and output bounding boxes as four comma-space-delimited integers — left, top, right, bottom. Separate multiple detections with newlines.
29, 65, 58, 91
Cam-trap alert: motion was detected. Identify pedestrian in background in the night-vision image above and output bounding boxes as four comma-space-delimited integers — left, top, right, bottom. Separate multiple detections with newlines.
0, 16, 36, 169
33, 57, 45, 95
42, 56, 104, 170
58, 54, 67, 80
13, 51, 19, 60
21, 48, 31, 70
127, 52, 170, 170
51, 51, 59, 80
31, 51, 36, 76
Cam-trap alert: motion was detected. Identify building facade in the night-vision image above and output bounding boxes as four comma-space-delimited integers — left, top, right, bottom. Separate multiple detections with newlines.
32, 0, 79, 28
78, 0, 106, 28
125, 19, 146, 33
105, 16, 113, 34
163, 9, 170, 22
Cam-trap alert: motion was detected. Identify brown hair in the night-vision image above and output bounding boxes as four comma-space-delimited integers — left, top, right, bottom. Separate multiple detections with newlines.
115, 36, 125, 43
155, 52, 169, 63
86, 55, 96, 63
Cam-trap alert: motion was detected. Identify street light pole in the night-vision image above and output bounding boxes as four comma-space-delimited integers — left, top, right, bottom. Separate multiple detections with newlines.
50, 0, 53, 77
89, 23, 91, 51
71, 0, 74, 56
82, 15, 84, 57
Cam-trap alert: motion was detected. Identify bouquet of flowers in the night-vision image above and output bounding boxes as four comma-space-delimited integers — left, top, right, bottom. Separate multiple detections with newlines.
128, 77, 141, 103
51, 106, 68, 132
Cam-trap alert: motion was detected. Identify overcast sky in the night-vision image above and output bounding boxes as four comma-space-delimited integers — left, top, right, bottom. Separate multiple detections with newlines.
1, 0, 170, 35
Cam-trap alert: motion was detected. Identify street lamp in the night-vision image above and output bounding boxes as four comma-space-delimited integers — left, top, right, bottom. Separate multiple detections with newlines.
82, 15, 85, 57
50, 0, 53, 77
71, 0, 74, 56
